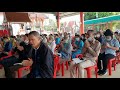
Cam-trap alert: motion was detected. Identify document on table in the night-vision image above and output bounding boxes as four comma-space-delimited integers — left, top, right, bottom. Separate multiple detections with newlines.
14, 63, 23, 65
72, 58, 84, 64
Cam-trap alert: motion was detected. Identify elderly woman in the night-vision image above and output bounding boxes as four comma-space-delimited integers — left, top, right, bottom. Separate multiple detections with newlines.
48, 36, 56, 54
58, 34, 72, 63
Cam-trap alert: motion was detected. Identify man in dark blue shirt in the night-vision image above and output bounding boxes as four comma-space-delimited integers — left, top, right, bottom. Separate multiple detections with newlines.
22, 31, 54, 78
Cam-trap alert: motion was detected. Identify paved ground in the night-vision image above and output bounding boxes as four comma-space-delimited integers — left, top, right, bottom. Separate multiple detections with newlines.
57, 64, 120, 78
0, 64, 120, 78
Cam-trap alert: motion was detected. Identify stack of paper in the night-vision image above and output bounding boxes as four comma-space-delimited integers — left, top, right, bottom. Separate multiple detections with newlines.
72, 58, 83, 64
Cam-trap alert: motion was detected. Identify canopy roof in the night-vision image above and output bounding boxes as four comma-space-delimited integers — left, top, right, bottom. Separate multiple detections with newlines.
36, 12, 80, 18
84, 15, 120, 25
5, 12, 31, 22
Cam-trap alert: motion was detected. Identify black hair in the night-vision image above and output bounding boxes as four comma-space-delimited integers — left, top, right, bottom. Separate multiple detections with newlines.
50, 34, 53, 36
114, 32, 118, 35
44, 34, 47, 37
81, 34, 85, 37
3, 36, 8, 39
29, 31, 41, 39
10, 36, 14, 38
75, 34, 80, 37
25, 34, 29, 37
104, 29, 113, 36
55, 34, 59, 37
87, 30, 94, 33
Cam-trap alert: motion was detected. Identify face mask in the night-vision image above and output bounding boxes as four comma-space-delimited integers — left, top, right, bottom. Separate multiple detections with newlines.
106, 37, 112, 41
96, 34, 100, 37
49, 40, 52, 43
24, 40, 29, 44
88, 37, 92, 42
64, 40, 68, 43
106, 38, 111, 41
76, 38, 80, 41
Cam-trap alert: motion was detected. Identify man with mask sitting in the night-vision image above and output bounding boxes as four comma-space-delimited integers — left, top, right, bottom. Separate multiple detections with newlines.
97, 29, 119, 75
70, 30, 101, 78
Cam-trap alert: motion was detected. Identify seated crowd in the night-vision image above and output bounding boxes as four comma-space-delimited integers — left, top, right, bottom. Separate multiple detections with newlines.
0, 29, 119, 78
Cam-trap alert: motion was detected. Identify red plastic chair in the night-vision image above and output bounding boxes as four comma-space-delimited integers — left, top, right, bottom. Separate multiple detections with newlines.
76, 54, 83, 59
84, 64, 98, 78
0, 50, 13, 61
53, 54, 69, 77
114, 52, 120, 65
84, 58, 116, 78
107, 58, 116, 76
75, 54, 98, 78
17, 66, 30, 78
57, 60, 69, 76
0, 50, 14, 69
53, 55, 60, 78
56, 52, 71, 76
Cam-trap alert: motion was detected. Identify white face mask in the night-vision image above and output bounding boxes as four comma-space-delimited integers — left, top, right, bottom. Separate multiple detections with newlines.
96, 34, 100, 37
88, 37, 92, 42
25, 40, 29, 44
64, 40, 68, 43
49, 40, 52, 43
106, 36, 112, 41
76, 38, 80, 41
106, 38, 111, 41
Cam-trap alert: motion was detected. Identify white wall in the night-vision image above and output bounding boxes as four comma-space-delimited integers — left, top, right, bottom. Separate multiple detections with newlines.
11, 24, 21, 36
0, 12, 4, 25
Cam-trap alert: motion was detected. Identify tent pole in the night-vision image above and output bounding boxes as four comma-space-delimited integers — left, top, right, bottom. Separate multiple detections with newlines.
80, 12, 84, 35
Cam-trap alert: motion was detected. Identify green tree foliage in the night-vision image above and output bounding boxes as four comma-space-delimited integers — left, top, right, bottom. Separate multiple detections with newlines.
44, 19, 57, 31
84, 12, 96, 20
84, 12, 120, 32
84, 12, 120, 20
